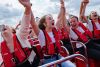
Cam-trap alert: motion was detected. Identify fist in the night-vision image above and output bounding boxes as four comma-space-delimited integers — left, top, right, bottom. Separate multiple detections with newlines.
60, 0, 64, 4
82, 0, 89, 3
19, 0, 31, 8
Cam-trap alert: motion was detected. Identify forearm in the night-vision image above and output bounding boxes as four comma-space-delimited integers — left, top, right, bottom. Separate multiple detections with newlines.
56, 0, 66, 29
24, 7, 31, 15
58, 3, 65, 18
80, 2, 84, 19
80, 2, 88, 22
30, 11, 40, 36
18, 6, 31, 37
21, 7, 31, 29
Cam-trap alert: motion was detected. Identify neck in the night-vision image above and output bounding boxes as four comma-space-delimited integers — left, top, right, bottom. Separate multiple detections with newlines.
6, 34, 14, 53
92, 19, 98, 23
4, 33, 13, 44
72, 24, 79, 29
45, 27, 52, 32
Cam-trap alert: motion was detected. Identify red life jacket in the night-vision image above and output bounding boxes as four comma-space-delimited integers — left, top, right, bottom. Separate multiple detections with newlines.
28, 37, 43, 59
57, 28, 69, 40
72, 22, 93, 43
91, 19, 100, 39
1, 41, 16, 67
42, 28, 68, 57
1, 34, 28, 67
61, 28, 69, 39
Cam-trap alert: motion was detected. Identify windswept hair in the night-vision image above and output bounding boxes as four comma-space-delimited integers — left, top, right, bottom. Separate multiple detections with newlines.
38, 15, 47, 30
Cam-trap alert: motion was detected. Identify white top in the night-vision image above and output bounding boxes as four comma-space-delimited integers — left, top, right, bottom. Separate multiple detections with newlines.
87, 20, 93, 31
16, 14, 31, 48
70, 29, 78, 40
70, 27, 85, 40
87, 19, 100, 31
70, 27, 85, 48
77, 26, 85, 33
16, 14, 36, 63
38, 30, 55, 48
95, 22, 100, 30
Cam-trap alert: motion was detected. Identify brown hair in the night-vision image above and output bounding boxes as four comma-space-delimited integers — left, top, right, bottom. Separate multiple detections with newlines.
38, 15, 47, 30
11, 27, 16, 33
70, 15, 79, 21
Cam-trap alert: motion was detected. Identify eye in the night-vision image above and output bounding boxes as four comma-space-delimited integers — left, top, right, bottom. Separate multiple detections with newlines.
49, 17, 52, 20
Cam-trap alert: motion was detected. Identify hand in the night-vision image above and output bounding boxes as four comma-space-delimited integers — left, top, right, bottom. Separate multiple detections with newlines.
60, 0, 65, 7
82, 0, 89, 3
60, 0, 64, 4
19, 0, 31, 8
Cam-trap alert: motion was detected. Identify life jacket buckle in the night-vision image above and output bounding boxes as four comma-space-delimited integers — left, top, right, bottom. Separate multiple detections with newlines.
11, 58, 16, 63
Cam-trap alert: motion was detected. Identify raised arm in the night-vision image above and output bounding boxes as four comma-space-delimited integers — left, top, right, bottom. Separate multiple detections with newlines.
30, 10, 40, 36
18, 0, 31, 38
79, 0, 89, 22
56, 0, 67, 29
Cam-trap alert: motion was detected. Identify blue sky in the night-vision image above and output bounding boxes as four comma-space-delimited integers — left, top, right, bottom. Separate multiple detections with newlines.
0, 0, 100, 27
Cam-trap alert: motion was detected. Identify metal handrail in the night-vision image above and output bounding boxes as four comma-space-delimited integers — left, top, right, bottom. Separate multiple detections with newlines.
0, 62, 4, 67
70, 41, 88, 58
39, 54, 88, 67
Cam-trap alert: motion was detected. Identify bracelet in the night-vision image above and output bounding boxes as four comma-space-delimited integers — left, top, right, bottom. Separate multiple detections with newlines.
31, 3, 32, 6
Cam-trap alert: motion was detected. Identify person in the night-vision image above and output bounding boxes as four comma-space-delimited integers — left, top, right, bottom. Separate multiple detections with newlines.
30, 0, 76, 67
28, 28, 43, 67
0, 0, 36, 67
56, 0, 73, 55
67, 0, 100, 60
69, 15, 93, 54
80, 0, 100, 41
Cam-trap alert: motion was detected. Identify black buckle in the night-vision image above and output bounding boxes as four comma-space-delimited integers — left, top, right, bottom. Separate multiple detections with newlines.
11, 58, 16, 63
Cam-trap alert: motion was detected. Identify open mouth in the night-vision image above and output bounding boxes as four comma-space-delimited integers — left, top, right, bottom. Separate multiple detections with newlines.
94, 15, 97, 17
52, 23, 54, 25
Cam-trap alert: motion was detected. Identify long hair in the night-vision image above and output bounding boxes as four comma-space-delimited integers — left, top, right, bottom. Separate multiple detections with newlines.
38, 15, 47, 30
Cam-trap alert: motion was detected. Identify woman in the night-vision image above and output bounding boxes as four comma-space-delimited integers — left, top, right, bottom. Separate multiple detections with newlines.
80, 0, 100, 41
69, 15, 93, 55
30, 0, 76, 67
68, 0, 100, 60
56, 0, 73, 55
0, 0, 35, 67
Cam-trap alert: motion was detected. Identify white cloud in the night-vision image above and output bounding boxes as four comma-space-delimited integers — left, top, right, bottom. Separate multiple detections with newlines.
0, 0, 100, 26
0, 0, 100, 64
0, 5, 22, 20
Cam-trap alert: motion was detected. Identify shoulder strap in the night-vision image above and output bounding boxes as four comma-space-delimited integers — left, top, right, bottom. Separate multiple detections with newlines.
72, 28, 88, 43
13, 34, 27, 63
79, 22, 93, 38
42, 30, 55, 55
1, 41, 16, 67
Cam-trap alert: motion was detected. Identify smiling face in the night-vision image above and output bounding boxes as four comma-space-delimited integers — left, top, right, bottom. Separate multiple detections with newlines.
70, 16, 79, 28
90, 11, 98, 21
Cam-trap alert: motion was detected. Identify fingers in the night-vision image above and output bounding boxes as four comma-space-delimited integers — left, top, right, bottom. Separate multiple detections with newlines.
60, 0, 64, 4
18, 0, 31, 8
82, 0, 89, 3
